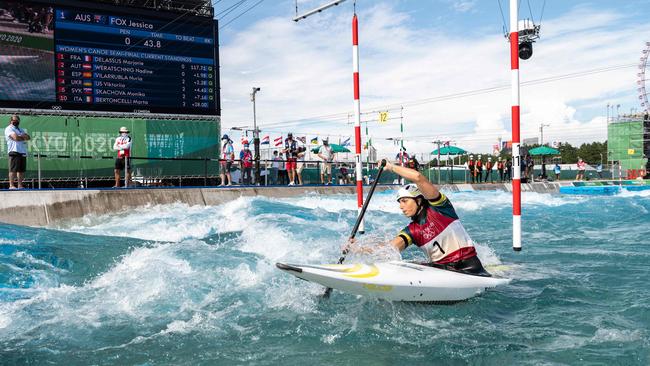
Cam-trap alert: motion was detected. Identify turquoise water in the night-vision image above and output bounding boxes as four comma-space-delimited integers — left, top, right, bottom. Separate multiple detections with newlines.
1, 189, 649, 365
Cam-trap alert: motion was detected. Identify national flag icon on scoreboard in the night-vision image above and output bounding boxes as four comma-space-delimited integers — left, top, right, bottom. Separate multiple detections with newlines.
85, 96, 93, 103
83, 88, 93, 94
94, 15, 103, 23
84, 55, 92, 62
83, 81, 92, 87
82, 64, 92, 70
82, 72, 92, 78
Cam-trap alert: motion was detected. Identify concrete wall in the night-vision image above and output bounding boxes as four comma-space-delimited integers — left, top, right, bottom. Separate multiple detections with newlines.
0, 182, 571, 227
0, 186, 392, 227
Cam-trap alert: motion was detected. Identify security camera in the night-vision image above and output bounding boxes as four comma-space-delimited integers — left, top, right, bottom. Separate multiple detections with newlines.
519, 42, 533, 60
516, 19, 540, 60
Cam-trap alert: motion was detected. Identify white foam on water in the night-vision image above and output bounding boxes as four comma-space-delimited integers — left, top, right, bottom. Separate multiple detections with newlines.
60, 203, 218, 241
618, 188, 650, 198
321, 333, 340, 344
14, 251, 67, 273
592, 328, 642, 343
2, 190, 519, 341
85, 243, 195, 317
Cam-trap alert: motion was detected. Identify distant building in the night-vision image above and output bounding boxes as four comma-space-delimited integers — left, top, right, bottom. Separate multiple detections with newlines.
607, 115, 649, 178
522, 137, 539, 146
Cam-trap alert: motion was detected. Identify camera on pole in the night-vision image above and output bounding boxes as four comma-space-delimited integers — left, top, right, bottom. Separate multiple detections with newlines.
517, 19, 540, 60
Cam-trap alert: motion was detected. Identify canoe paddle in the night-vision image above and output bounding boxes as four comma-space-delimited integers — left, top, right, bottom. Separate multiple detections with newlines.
322, 159, 387, 298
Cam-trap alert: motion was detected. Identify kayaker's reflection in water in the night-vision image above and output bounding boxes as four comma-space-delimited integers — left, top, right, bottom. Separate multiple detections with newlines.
348, 160, 490, 277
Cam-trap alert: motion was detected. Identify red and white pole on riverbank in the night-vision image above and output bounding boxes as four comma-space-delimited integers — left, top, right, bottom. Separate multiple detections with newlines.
352, 13, 364, 233
510, 0, 522, 251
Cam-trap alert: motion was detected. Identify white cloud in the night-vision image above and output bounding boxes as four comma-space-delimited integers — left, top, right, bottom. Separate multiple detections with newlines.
447, 0, 478, 13
219, 3, 650, 157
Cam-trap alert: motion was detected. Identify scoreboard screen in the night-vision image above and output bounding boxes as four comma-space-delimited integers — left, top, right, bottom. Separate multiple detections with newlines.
0, 0, 219, 115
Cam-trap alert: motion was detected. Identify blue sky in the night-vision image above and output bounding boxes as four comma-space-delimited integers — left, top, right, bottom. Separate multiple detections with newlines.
214, 0, 650, 156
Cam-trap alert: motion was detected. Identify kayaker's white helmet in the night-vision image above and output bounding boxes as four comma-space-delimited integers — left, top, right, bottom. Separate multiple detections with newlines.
396, 184, 423, 201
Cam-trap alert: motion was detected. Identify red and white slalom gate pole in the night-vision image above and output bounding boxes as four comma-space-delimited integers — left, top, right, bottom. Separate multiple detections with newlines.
510, 0, 522, 251
352, 14, 364, 233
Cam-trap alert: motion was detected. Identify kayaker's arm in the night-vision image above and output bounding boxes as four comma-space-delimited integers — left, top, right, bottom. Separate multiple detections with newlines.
343, 237, 405, 254
383, 160, 440, 200
389, 236, 407, 252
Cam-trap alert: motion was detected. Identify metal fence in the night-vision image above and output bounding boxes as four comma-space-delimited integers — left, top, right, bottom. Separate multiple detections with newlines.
0, 155, 402, 189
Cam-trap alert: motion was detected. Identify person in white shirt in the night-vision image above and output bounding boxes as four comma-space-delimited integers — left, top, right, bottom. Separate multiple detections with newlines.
113, 126, 132, 188
317, 139, 335, 185
296, 146, 306, 185
219, 134, 235, 186
4, 115, 30, 189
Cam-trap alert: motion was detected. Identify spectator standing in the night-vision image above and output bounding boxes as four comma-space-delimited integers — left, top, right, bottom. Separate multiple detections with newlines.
526, 155, 535, 182
505, 159, 512, 181
540, 160, 547, 180
112, 126, 131, 188
283, 133, 299, 185
219, 134, 234, 186
497, 157, 505, 182
520, 155, 527, 183
554, 163, 561, 181
476, 155, 483, 183
396, 147, 409, 167
395, 148, 409, 184
339, 163, 350, 184
576, 158, 586, 181
318, 139, 335, 185
596, 163, 603, 179
468, 155, 475, 183
407, 156, 420, 171
296, 146, 306, 185
484, 157, 493, 183
270, 150, 280, 185
5, 114, 30, 189
240, 142, 253, 185
278, 155, 288, 185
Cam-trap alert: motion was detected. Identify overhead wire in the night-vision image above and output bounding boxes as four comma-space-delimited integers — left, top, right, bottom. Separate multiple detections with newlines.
216, 0, 248, 18
219, 0, 266, 29
254, 63, 638, 130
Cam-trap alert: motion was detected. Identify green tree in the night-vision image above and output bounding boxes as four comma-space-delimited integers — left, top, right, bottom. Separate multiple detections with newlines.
577, 141, 607, 165
557, 142, 578, 163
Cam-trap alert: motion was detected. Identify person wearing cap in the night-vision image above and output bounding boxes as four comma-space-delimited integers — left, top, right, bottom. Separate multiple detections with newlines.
350, 160, 489, 275
5, 114, 30, 189
317, 138, 335, 185
576, 157, 586, 181
467, 155, 475, 183
239, 141, 253, 185
484, 157, 493, 183
497, 157, 505, 182
219, 134, 234, 186
476, 154, 483, 183
283, 133, 299, 185
112, 126, 132, 188
394, 147, 409, 184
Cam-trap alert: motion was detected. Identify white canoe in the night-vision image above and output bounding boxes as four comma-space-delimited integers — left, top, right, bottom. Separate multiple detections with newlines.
276, 261, 510, 302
